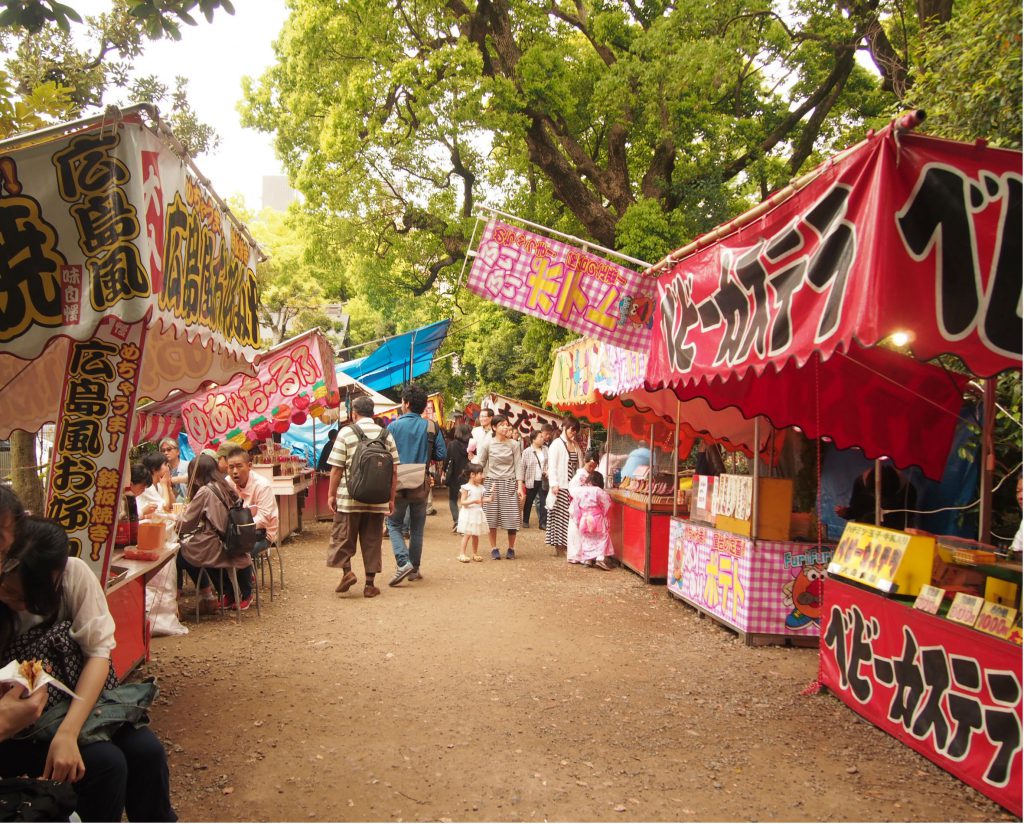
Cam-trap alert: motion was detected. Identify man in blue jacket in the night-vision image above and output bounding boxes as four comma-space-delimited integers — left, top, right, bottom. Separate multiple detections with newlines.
386, 383, 447, 585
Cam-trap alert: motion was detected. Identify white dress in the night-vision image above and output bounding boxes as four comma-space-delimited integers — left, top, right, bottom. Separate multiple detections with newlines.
457, 483, 488, 536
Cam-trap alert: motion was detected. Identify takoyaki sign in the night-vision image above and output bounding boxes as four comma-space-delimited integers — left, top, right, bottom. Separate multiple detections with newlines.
468, 219, 657, 352
649, 126, 1022, 386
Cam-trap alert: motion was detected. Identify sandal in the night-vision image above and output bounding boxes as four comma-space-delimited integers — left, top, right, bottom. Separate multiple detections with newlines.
472, 554, 483, 562
595, 559, 613, 571
457, 554, 471, 563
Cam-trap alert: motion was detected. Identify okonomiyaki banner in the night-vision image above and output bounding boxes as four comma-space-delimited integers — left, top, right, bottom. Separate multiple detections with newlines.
467, 219, 657, 352
0, 117, 261, 362
46, 317, 147, 583
651, 127, 1022, 384
822, 580, 1022, 815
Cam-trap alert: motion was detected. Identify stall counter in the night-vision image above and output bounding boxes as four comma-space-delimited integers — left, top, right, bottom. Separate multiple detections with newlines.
667, 517, 833, 645
607, 490, 673, 583
254, 465, 314, 540
821, 577, 1022, 816
105, 545, 177, 680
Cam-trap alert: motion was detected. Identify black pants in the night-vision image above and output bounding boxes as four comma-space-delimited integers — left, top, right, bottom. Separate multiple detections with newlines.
523, 485, 547, 527
0, 724, 176, 822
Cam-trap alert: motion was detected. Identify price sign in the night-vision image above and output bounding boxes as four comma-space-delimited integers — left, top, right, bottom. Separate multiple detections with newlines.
946, 592, 984, 627
975, 602, 1018, 640
913, 584, 945, 615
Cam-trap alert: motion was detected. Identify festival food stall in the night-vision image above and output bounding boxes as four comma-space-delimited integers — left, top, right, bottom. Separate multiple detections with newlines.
0, 104, 264, 676
135, 327, 340, 540
643, 115, 1021, 812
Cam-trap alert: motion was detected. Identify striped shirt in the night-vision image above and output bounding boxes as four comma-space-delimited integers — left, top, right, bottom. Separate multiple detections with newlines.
327, 420, 400, 513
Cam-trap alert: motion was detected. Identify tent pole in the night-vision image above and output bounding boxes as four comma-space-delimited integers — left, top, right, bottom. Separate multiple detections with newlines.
673, 399, 681, 518
979, 379, 996, 543
874, 459, 882, 526
752, 417, 761, 539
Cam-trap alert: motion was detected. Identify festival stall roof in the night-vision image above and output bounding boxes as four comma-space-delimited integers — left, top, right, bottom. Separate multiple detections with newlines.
0, 104, 263, 580
546, 337, 764, 455
644, 118, 1017, 479
133, 328, 340, 452
0, 106, 263, 440
338, 319, 451, 391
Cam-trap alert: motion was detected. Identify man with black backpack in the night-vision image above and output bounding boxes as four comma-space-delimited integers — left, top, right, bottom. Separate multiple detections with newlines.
325, 396, 400, 598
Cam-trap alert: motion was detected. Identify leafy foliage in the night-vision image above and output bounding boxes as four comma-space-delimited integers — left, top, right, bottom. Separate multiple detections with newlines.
0, 0, 233, 39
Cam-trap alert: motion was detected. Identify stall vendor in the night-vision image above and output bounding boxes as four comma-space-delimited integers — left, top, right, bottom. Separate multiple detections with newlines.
835, 464, 917, 531
620, 446, 651, 479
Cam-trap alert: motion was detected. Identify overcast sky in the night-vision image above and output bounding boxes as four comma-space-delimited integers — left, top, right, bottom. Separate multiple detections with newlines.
77, 0, 291, 209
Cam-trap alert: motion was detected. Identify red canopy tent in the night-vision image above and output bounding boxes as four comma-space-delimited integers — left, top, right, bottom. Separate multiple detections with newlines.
646, 118, 1020, 479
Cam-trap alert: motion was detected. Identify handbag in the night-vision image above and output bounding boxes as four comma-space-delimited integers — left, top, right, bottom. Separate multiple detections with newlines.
0, 778, 77, 822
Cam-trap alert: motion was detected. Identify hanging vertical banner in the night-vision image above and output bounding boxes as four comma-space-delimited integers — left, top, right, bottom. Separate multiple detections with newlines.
46, 316, 147, 584
467, 219, 656, 352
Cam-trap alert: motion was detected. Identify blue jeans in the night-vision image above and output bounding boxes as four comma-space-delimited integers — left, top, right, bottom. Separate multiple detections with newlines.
388, 497, 427, 569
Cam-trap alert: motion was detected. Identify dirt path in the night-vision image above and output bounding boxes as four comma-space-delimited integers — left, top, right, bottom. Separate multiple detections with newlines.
142, 510, 1012, 822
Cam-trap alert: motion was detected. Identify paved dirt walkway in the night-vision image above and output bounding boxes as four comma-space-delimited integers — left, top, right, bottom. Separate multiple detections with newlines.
143, 510, 1012, 822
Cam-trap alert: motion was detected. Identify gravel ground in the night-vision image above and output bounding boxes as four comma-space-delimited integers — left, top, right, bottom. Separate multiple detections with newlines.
139, 511, 1015, 822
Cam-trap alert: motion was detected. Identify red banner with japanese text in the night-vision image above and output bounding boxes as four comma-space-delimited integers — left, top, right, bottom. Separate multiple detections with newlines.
650, 127, 1021, 385
45, 317, 147, 584
821, 579, 1022, 815
467, 219, 657, 352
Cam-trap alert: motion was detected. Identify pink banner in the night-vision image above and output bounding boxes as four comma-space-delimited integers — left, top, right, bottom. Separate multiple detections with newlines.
178, 330, 337, 452
467, 219, 656, 352
667, 518, 833, 636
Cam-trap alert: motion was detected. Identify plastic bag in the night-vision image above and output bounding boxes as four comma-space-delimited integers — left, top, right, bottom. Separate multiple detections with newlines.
145, 562, 188, 637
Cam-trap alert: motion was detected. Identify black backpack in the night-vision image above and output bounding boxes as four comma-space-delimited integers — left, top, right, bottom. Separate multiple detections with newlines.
346, 423, 394, 504
209, 483, 259, 556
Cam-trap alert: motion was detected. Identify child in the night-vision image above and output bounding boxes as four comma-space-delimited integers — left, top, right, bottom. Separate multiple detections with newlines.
457, 463, 490, 562
570, 470, 614, 570
0, 488, 176, 821
565, 448, 599, 564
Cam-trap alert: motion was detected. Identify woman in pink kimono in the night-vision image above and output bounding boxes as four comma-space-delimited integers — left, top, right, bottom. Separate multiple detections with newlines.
569, 469, 613, 570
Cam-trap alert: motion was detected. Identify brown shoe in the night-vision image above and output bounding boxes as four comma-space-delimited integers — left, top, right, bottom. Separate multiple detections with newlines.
335, 570, 358, 593
363, 584, 381, 598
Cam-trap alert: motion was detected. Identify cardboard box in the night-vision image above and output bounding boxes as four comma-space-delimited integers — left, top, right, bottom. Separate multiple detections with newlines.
136, 521, 167, 552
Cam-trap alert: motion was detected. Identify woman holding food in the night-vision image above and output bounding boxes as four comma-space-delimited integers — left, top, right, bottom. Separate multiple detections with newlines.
0, 487, 176, 822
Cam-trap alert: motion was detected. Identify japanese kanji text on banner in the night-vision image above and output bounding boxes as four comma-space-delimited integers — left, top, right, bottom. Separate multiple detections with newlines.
467, 219, 657, 352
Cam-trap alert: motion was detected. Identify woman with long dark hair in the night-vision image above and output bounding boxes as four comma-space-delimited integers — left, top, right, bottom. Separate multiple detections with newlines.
0, 489, 175, 821
443, 424, 471, 532
545, 417, 585, 555
178, 453, 254, 612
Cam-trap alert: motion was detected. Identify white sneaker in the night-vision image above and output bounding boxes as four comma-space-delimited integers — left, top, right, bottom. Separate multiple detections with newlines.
457, 554, 470, 563
389, 562, 414, 586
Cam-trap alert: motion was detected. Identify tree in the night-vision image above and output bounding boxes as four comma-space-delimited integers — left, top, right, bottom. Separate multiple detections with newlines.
0, 0, 234, 39
1, 0, 226, 508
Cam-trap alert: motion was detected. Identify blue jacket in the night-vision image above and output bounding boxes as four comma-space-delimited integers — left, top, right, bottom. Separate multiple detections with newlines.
388, 413, 447, 464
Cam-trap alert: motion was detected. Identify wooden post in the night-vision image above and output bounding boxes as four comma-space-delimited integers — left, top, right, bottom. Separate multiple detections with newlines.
752, 417, 761, 538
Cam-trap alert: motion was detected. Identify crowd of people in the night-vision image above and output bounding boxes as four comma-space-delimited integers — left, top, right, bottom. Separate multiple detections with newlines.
321, 385, 616, 598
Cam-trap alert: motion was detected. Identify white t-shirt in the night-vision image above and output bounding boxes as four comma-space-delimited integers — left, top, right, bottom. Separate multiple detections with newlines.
137, 483, 169, 514
16, 556, 116, 659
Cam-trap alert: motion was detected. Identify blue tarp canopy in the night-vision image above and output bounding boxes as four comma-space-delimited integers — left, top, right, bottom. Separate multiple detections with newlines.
339, 319, 451, 392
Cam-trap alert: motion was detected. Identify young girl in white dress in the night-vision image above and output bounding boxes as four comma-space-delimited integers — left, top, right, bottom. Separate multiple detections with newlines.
457, 463, 490, 562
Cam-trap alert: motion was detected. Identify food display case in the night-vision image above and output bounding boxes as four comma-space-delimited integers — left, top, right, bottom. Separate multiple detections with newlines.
605, 425, 680, 583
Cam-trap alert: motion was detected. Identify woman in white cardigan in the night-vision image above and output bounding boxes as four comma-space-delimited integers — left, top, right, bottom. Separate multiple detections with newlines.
545, 418, 585, 555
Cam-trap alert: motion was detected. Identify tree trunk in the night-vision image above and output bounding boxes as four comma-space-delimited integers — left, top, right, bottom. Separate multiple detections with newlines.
10, 430, 44, 514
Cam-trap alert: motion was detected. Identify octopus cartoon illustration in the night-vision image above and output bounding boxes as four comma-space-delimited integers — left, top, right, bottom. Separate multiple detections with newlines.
783, 564, 826, 629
